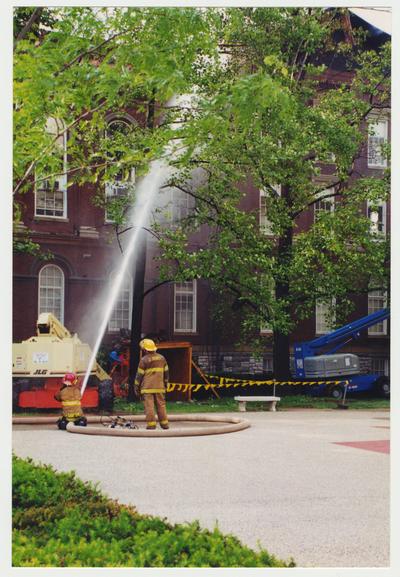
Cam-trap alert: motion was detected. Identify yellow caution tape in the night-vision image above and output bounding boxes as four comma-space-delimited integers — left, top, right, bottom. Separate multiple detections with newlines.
165, 378, 349, 392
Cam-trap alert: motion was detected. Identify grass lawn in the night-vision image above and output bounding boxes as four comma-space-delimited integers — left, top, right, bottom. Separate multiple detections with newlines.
13, 395, 389, 418
112, 395, 389, 414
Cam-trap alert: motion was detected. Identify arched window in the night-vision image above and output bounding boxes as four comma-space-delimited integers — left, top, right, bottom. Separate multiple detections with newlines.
105, 118, 135, 222
35, 117, 68, 218
108, 272, 132, 332
38, 264, 65, 323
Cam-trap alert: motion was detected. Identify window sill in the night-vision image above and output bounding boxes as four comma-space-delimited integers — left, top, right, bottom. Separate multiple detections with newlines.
174, 331, 198, 336
34, 216, 69, 223
368, 333, 388, 337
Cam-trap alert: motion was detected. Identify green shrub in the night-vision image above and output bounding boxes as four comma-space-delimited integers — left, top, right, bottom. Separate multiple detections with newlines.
12, 455, 294, 568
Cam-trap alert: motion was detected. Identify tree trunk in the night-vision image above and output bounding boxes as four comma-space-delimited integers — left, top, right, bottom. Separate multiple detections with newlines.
273, 328, 291, 381
273, 186, 293, 381
273, 256, 292, 381
127, 95, 156, 401
14, 8, 44, 50
127, 231, 147, 401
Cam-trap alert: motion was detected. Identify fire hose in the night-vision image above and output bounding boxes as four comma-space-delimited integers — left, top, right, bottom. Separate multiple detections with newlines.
12, 414, 251, 437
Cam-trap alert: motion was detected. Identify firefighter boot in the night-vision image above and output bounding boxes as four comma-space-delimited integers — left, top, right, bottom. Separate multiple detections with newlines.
57, 416, 68, 430
74, 416, 87, 427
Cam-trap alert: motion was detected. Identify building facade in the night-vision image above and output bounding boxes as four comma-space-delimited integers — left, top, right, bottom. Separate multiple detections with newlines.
13, 11, 390, 380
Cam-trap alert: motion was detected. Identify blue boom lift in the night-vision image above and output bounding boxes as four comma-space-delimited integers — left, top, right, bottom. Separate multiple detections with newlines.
293, 308, 390, 399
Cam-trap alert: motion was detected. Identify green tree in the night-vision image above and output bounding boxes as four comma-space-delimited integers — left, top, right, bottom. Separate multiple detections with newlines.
13, 6, 219, 239
156, 8, 390, 379
13, 7, 225, 387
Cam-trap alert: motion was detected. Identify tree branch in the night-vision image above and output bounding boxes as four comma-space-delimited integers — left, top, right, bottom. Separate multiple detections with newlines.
13, 100, 108, 196
14, 8, 43, 50
142, 280, 172, 299
53, 31, 126, 78
166, 181, 220, 213
298, 187, 343, 213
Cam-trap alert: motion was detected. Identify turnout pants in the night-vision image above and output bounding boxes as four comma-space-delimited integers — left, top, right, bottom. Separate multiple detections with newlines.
143, 393, 169, 428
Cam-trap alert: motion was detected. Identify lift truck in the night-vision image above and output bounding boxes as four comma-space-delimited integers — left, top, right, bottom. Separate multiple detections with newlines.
12, 313, 113, 410
293, 308, 390, 399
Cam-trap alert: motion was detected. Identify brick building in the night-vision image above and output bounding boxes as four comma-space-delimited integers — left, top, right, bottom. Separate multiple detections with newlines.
13, 9, 390, 379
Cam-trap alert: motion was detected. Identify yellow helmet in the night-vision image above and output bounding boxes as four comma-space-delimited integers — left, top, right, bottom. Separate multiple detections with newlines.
139, 338, 157, 352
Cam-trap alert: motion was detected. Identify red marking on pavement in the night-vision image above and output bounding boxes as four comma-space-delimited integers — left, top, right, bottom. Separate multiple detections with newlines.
373, 426, 390, 429
334, 440, 390, 454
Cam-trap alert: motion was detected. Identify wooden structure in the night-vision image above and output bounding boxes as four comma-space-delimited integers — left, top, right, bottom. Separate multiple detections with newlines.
111, 341, 193, 402
156, 341, 192, 401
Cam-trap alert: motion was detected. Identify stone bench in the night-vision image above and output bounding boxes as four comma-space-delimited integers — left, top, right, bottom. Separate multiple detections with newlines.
234, 396, 281, 412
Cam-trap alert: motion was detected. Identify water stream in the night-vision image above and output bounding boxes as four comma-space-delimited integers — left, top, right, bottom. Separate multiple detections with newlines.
81, 158, 171, 395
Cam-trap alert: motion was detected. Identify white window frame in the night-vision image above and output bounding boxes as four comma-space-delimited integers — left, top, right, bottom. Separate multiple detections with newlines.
315, 298, 336, 335
35, 117, 68, 219
174, 281, 197, 333
154, 188, 194, 226
152, 186, 173, 225
367, 115, 388, 169
38, 264, 65, 323
259, 185, 281, 236
105, 118, 136, 223
368, 290, 387, 336
370, 358, 389, 376
172, 188, 195, 223
108, 272, 132, 332
367, 200, 387, 235
314, 187, 335, 222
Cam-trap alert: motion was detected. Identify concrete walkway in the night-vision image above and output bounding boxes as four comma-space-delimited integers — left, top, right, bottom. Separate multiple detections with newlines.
12, 410, 390, 568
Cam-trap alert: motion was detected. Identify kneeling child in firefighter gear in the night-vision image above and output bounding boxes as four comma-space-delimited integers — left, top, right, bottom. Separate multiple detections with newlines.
134, 339, 169, 430
54, 372, 87, 430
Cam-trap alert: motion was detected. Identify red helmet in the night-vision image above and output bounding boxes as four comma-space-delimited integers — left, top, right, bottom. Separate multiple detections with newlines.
63, 372, 77, 386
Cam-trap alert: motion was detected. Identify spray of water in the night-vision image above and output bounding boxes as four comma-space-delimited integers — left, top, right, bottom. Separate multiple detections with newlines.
81, 158, 171, 395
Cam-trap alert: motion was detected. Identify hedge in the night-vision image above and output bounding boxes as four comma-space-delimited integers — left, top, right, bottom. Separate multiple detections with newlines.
12, 455, 294, 567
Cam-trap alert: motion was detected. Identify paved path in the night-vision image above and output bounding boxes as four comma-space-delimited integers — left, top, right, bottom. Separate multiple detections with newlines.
12, 410, 390, 568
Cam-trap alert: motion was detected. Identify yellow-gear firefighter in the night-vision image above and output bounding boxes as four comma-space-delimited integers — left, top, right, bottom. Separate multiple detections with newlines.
134, 339, 169, 430
54, 372, 87, 430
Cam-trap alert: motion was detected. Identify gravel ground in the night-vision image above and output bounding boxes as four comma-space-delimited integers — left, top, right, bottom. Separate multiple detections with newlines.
12, 409, 390, 568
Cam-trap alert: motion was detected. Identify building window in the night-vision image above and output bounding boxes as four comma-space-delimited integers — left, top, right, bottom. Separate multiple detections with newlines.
368, 290, 387, 335
368, 116, 388, 169
105, 119, 135, 222
314, 187, 335, 222
174, 281, 197, 333
108, 273, 132, 332
367, 200, 387, 235
154, 187, 195, 226
370, 358, 389, 376
38, 264, 65, 323
260, 185, 281, 235
35, 117, 67, 218
315, 299, 336, 334
264, 357, 274, 373
172, 189, 195, 223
